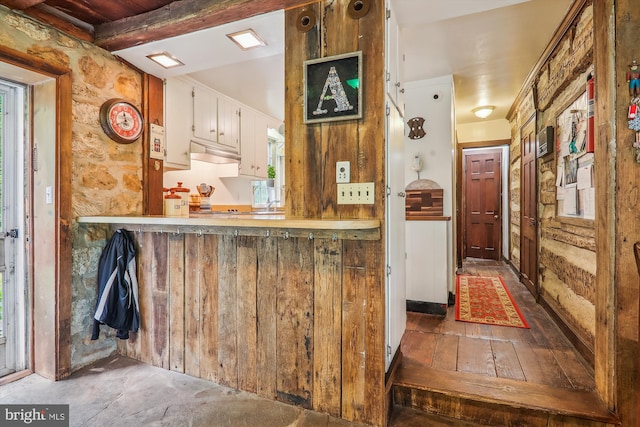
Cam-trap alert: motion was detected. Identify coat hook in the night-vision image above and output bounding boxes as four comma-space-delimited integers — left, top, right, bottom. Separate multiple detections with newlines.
308, 232, 314, 240
284, 231, 290, 239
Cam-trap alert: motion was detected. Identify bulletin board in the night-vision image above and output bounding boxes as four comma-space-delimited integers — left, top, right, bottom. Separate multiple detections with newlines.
555, 91, 595, 219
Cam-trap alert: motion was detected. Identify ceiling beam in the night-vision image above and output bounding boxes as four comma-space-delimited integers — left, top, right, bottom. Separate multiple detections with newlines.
94, 0, 319, 52
1, 0, 46, 10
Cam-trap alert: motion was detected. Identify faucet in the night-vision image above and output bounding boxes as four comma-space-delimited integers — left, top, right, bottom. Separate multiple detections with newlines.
265, 200, 280, 212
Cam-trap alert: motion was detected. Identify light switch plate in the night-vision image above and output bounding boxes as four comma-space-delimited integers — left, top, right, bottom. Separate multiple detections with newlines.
337, 182, 374, 204
336, 161, 350, 183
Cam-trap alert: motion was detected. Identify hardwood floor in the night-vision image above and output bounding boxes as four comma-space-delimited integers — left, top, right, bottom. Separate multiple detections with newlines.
391, 258, 619, 426
402, 258, 595, 391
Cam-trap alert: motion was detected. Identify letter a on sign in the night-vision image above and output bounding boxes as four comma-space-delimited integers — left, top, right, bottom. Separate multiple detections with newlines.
312, 66, 354, 116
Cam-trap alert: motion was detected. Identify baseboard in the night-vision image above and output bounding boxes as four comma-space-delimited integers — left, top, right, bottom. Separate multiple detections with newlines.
538, 295, 595, 368
503, 256, 522, 281
406, 300, 447, 316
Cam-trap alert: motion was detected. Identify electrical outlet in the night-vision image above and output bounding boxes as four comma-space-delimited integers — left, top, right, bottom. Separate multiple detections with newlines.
336, 161, 350, 183
337, 182, 375, 204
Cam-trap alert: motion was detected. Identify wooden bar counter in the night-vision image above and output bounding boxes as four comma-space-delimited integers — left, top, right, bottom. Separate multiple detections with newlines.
77, 214, 383, 421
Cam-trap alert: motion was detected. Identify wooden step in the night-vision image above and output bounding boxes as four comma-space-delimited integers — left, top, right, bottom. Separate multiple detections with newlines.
393, 358, 620, 426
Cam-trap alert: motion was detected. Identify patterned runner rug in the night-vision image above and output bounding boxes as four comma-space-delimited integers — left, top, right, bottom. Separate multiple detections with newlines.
455, 275, 529, 328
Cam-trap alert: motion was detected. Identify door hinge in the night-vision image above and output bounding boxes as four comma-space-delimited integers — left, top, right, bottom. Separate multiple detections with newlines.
387, 345, 392, 357
386, 8, 391, 19
386, 185, 391, 196
386, 265, 391, 276
386, 71, 390, 82
386, 105, 390, 116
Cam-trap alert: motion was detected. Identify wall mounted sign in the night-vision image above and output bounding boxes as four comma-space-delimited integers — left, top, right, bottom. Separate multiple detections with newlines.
304, 51, 362, 124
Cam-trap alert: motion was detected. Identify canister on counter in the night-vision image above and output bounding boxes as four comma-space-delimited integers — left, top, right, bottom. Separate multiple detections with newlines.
170, 182, 190, 217
164, 191, 182, 217
189, 194, 201, 212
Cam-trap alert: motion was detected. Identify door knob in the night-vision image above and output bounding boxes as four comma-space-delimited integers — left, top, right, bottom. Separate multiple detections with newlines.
494, 215, 499, 219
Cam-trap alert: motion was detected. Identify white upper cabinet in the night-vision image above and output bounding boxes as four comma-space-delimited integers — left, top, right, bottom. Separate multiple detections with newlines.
164, 77, 192, 169
192, 83, 219, 144
239, 106, 270, 179
218, 95, 240, 152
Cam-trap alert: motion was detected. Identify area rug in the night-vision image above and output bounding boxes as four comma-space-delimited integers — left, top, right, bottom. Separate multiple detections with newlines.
455, 275, 529, 328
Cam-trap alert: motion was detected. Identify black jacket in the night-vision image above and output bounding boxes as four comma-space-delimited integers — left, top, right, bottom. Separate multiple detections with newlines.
91, 229, 140, 340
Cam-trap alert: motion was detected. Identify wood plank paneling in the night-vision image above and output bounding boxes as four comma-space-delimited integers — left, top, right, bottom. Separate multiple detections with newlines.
312, 239, 343, 416
276, 238, 314, 408
256, 236, 278, 399
184, 234, 200, 377
116, 229, 382, 425
237, 236, 258, 393
342, 240, 367, 422
217, 234, 238, 388
364, 238, 385, 426
168, 233, 185, 372
199, 235, 219, 382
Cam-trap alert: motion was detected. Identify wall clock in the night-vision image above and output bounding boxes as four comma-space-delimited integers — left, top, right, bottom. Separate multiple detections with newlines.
100, 98, 143, 144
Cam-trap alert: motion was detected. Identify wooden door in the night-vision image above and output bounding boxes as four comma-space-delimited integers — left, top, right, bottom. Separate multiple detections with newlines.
464, 150, 502, 259
520, 117, 538, 297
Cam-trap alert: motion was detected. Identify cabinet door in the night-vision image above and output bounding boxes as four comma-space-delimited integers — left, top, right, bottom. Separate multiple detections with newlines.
239, 107, 255, 176
218, 97, 240, 152
253, 113, 269, 179
386, 2, 404, 115
193, 85, 217, 143
164, 78, 191, 169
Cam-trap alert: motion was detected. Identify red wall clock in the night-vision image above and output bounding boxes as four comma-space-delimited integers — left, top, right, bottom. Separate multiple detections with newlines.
100, 98, 144, 144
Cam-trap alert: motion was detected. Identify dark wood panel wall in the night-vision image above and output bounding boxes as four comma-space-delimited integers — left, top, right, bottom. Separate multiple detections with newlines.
281, 1, 388, 425
118, 230, 384, 425
284, 0, 386, 220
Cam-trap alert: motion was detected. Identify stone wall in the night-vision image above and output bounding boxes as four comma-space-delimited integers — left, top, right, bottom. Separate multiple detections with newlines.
0, 7, 143, 370
508, 3, 595, 352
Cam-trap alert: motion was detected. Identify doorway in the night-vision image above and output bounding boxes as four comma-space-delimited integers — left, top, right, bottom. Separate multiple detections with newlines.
520, 116, 538, 297
0, 79, 28, 377
463, 149, 502, 260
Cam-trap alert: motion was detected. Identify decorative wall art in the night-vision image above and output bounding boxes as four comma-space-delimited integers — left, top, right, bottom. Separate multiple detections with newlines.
407, 117, 426, 139
304, 51, 362, 124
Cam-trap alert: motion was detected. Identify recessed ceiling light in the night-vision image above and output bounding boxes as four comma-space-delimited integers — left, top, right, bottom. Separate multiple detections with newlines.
146, 52, 184, 69
472, 105, 495, 119
226, 29, 267, 50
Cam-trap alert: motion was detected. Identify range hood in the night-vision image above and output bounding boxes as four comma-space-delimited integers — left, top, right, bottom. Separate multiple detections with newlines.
190, 142, 241, 164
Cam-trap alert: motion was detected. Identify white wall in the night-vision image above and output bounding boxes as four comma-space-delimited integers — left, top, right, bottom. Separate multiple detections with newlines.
403, 76, 455, 214
457, 118, 511, 142
403, 76, 455, 295
164, 161, 254, 205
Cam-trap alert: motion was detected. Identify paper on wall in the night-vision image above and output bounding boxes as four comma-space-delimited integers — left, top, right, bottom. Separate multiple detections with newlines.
563, 185, 578, 215
556, 165, 564, 187
576, 165, 592, 190
583, 187, 595, 219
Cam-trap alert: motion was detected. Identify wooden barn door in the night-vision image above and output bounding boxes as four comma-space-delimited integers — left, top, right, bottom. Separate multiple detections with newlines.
520, 117, 538, 297
464, 149, 502, 260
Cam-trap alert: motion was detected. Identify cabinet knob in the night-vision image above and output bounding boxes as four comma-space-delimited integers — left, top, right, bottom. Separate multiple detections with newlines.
219, 132, 225, 136
210, 129, 216, 133
256, 166, 260, 171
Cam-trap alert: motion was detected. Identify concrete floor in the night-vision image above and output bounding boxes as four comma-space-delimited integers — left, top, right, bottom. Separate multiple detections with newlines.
0, 356, 370, 427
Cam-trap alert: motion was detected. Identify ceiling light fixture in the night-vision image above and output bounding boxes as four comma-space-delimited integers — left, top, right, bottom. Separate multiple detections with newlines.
226, 29, 267, 50
472, 105, 495, 119
146, 52, 184, 69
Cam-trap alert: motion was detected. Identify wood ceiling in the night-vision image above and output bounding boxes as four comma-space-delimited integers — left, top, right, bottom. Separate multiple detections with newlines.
0, 0, 315, 51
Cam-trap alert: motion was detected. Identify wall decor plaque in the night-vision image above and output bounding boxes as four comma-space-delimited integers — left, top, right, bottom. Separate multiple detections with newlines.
304, 51, 362, 124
